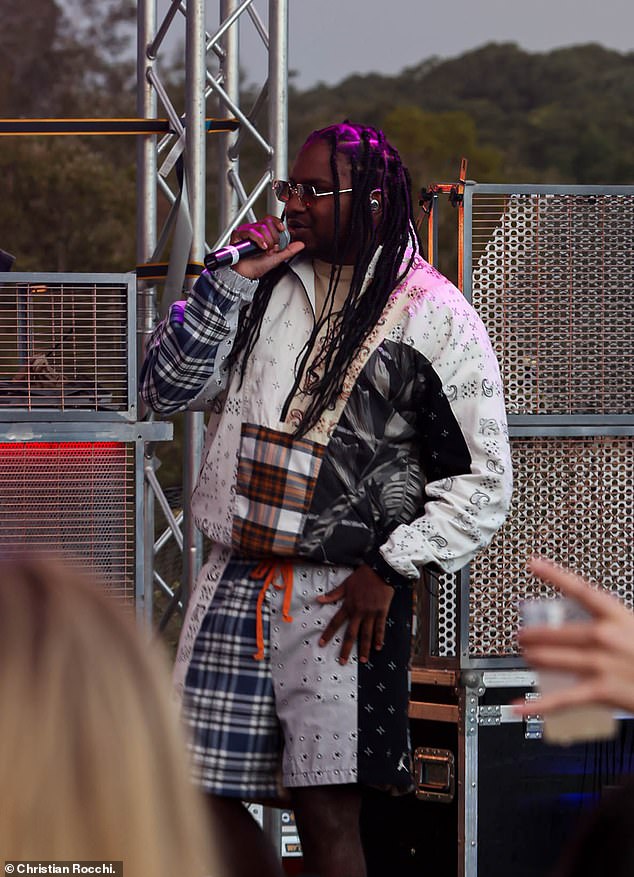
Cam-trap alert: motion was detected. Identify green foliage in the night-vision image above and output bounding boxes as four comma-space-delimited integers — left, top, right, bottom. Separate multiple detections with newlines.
1, 13, 631, 272
283, 41, 632, 281
288, 41, 633, 187
384, 106, 504, 185
0, 137, 135, 272
0, 0, 137, 272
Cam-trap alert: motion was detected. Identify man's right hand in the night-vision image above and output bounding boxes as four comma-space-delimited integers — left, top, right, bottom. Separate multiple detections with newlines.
230, 215, 304, 280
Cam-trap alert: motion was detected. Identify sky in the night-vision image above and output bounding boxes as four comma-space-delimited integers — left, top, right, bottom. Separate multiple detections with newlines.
202, 0, 634, 90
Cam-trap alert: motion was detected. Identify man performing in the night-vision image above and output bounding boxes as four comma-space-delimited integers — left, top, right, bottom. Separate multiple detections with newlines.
141, 122, 513, 877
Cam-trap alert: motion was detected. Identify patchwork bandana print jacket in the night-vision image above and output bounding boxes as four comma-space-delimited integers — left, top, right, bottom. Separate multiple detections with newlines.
141, 251, 513, 686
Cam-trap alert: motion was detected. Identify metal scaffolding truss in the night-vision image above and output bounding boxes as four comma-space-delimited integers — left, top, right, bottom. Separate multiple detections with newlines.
137, 1, 289, 621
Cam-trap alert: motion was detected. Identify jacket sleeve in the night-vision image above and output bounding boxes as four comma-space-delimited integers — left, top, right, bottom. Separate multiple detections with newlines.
139, 267, 257, 414
377, 281, 513, 578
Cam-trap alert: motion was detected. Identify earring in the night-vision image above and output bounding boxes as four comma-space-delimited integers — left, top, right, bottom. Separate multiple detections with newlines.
370, 197, 380, 213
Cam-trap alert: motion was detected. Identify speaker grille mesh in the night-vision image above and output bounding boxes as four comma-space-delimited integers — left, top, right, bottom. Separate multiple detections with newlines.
0, 279, 130, 411
416, 188, 634, 663
469, 435, 634, 657
471, 192, 634, 415
0, 442, 136, 599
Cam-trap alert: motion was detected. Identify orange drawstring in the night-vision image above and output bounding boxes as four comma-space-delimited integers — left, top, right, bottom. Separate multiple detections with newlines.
249, 561, 294, 660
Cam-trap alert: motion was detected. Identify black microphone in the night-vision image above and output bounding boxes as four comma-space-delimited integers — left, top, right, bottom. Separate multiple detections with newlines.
204, 228, 290, 271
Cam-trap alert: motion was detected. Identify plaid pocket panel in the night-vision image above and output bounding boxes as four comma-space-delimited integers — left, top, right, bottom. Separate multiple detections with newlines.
232, 424, 325, 556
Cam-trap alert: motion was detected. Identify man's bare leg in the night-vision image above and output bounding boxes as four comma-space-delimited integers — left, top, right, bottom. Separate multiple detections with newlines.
205, 794, 285, 877
291, 785, 366, 877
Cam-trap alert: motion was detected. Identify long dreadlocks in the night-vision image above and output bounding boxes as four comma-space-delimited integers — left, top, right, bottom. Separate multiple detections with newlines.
229, 121, 420, 437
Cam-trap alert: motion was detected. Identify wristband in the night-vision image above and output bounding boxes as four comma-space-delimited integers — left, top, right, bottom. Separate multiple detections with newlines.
365, 550, 412, 590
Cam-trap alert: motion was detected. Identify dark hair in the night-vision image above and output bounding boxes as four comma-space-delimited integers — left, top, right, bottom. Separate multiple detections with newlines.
229, 121, 419, 437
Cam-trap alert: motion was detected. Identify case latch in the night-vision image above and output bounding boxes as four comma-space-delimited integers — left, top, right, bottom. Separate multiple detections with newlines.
524, 691, 543, 740
413, 747, 455, 803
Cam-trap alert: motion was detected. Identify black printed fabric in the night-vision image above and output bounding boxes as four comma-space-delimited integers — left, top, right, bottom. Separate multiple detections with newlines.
357, 584, 414, 790
297, 338, 473, 566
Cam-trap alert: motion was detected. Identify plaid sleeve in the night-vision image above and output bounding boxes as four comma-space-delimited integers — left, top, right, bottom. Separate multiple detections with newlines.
139, 267, 258, 414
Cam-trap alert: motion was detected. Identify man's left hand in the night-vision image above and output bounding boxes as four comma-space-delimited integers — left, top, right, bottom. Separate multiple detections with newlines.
317, 564, 394, 665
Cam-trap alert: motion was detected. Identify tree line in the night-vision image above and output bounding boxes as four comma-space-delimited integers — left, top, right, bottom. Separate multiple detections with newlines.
1, 3, 631, 274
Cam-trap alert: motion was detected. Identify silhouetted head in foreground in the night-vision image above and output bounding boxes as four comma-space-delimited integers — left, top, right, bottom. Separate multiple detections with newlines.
0, 556, 218, 877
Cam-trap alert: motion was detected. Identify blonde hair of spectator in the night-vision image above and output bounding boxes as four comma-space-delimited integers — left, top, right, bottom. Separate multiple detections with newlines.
0, 556, 218, 877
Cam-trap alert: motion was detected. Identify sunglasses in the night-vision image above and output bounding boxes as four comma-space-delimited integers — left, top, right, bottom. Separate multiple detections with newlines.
272, 179, 353, 208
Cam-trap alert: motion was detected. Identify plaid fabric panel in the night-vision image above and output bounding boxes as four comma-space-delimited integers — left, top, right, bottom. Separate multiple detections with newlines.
182, 560, 282, 798
139, 268, 257, 414
232, 424, 325, 556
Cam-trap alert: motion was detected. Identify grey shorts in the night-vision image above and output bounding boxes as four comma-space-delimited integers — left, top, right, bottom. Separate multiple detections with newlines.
182, 558, 413, 799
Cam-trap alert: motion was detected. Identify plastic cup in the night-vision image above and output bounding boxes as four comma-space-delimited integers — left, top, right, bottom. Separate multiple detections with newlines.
519, 596, 617, 745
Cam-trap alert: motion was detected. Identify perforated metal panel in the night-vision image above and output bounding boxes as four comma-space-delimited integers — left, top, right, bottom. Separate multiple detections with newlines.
433, 571, 458, 659
0, 442, 136, 600
469, 435, 634, 657
469, 191, 634, 416
413, 571, 459, 661
0, 274, 133, 415
418, 185, 634, 665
